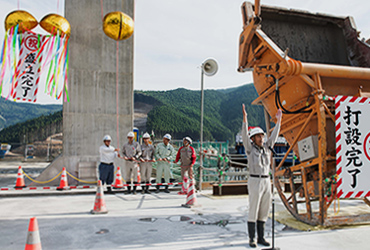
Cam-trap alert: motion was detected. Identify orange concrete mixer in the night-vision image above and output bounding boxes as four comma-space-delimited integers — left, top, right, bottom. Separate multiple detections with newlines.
238, 1, 370, 226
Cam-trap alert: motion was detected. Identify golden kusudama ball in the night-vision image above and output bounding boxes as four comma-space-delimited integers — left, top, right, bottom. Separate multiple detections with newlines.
40, 14, 71, 37
103, 11, 134, 41
5, 10, 38, 33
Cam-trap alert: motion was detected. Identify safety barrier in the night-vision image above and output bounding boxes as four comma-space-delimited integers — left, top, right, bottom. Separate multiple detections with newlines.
0, 165, 185, 192
20, 168, 98, 185
0, 185, 95, 191
0, 182, 184, 191
66, 171, 98, 184
21, 169, 62, 184
120, 182, 183, 187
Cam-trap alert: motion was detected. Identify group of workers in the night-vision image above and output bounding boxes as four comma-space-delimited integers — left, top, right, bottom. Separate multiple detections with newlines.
98, 104, 282, 248
98, 132, 195, 195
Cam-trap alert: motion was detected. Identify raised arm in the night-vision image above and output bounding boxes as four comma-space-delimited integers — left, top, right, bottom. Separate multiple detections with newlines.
242, 104, 252, 154
267, 109, 282, 147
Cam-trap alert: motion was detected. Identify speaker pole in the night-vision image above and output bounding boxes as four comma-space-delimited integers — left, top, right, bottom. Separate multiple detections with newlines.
199, 69, 204, 192
198, 58, 218, 192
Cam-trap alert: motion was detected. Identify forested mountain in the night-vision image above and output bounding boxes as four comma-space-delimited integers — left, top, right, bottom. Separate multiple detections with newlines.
0, 97, 62, 130
0, 111, 62, 143
0, 83, 266, 143
136, 83, 265, 141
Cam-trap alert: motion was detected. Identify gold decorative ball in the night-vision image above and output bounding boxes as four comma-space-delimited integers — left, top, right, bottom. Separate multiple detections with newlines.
40, 14, 71, 37
5, 10, 38, 33
103, 11, 134, 41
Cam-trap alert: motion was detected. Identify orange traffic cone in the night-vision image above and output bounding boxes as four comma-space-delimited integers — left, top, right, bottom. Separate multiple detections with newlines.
57, 167, 69, 190
15, 166, 26, 188
112, 166, 124, 188
137, 164, 141, 183
91, 180, 108, 214
178, 172, 189, 195
25, 217, 42, 250
182, 179, 199, 208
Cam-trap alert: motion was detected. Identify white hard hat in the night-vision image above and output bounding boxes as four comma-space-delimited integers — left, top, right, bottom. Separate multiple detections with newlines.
103, 135, 112, 141
249, 127, 265, 138
183, 136, 192, 144
127, 131, 135, 137
163, 133, 172, 141
143, 132, 150, 139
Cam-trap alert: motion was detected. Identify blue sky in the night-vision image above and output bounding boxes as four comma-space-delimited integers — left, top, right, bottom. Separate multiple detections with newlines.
0, 0, 369, 104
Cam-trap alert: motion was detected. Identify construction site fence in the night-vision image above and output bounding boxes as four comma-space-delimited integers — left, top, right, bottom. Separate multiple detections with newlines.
152, 141, 234, 183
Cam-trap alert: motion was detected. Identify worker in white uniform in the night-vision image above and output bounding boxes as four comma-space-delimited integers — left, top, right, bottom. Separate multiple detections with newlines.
139, 132, 155, 194
122, 131, 142, 195
99, 135, 120, 194
155, 134, 175, 193
242, 104, 282, 248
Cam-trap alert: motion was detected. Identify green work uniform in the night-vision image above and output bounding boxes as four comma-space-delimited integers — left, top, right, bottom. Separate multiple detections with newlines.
155, 142, 175, 184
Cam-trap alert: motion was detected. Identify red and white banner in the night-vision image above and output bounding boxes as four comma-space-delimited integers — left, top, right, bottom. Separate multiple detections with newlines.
336, 95, 370, 198
13, 32, 46, 102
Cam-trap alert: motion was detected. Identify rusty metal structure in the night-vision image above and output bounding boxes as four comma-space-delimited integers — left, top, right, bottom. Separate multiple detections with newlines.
238, 1, 370, 226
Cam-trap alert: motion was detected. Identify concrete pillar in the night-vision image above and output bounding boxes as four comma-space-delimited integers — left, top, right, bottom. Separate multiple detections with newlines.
33, 0, 134, 185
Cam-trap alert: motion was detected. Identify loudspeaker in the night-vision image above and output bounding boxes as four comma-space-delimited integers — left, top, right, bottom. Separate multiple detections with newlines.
202, 58, 218, 76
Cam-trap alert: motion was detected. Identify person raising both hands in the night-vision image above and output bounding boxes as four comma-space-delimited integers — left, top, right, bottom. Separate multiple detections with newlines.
242, 104, 282, 248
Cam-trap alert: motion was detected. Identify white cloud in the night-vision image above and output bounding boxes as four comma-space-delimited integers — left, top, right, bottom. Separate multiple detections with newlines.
134, 0, 370, 91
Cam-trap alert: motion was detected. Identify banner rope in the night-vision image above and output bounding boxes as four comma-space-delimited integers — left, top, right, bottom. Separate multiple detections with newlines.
100, 0, 104, 21
22, 169, 62, 184
20, 168, 183, 186
116, 40, 120, 148
66, 171, 98, 184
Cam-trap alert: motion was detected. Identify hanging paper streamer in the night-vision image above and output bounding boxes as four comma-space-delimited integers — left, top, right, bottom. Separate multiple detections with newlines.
41, 31, 69, 101
0, 10, 71, 103
39, 13, 70, 101
0, 24, 22, 100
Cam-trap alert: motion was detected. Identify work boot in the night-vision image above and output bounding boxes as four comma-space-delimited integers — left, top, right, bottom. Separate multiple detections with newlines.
133, 182, 137, 195
248, 222, 257, 248
164, 185, 170, 193
105, 186, 114, 194
126, 182, 131, 194
155, 185, 160, 193
257, 220, 270, 246
145, 182, 151, 194
141, 182, 146, 194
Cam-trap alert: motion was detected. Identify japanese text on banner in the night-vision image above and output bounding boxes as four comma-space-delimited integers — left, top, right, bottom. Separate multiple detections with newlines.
336, 95, 370, 198
13, 32, 45, 102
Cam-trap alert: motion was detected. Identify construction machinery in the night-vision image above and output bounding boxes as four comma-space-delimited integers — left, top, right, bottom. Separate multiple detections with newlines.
238, 1, 370, 226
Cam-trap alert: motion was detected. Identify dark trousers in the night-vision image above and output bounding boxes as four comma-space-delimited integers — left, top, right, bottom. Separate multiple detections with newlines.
99, 163, 114, 185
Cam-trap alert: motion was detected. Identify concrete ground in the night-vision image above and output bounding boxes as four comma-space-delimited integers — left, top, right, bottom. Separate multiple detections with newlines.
1, 161, 370, 249
1, 189, 370, 250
